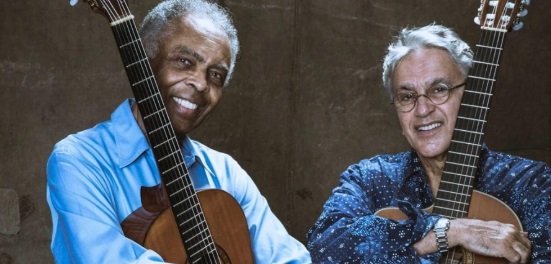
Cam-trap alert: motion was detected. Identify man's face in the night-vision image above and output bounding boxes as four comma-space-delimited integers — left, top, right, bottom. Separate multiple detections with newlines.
392, 48, 465, 161
149, 13, 231, 139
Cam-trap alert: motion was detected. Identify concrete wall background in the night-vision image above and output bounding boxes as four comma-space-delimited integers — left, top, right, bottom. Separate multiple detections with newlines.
1, 0, 549, 262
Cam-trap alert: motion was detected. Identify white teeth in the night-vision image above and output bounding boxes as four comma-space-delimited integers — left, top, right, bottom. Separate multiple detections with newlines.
173, 97, 198, 110
418, 123, 441, 131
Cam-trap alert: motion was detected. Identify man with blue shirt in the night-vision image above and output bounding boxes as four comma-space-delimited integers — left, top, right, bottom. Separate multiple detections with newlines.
307, 24, 550, 263
46, 0, 311, 263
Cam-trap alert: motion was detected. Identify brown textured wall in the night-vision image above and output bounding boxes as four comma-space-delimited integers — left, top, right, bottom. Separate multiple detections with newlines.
1, 0, 549, 262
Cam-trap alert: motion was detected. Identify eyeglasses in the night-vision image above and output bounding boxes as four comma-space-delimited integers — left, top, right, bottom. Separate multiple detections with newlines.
391, 82, 466, 112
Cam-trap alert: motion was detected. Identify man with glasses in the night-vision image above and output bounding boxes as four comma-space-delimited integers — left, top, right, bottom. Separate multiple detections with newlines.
307, 24, 550, 263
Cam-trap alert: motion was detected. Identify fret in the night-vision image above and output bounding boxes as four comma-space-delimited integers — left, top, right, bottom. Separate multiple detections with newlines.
165, 172, 188, 186
125, 57, 149, 69
456, 116, 487, 123
446, 161, 477, 168
447, 150, 479, 158
438, 189, 470, 197
440, 179, 473, 188
143, 108, 165, 120
148, 122, 170, 136
184, 225, 210, 243
179, 210, 200, 226
450, 139, 482, 147
474, 44, 503, 51
459, 103, 490, 110
436, 197, 469, 206
433, 205, 468, 215
162, 161, 186, 175
188, 240, 215, 257
158, 149, 180, 162
169, 185, 189, 197
175, 199, 200, 216
463, 89, 492, 96
131, 75, 155, 88
453, 128, 484, 135
188, 243, 217, 260
138, 93, 159, 105
472, 60, 499, 67
119, 38, 141, 49
467, 75, 496, 82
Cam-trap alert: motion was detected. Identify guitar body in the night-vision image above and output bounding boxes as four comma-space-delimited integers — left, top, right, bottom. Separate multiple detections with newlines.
375, 190, 522, 264
145, 189, 254, 264
123, 187, 254, 264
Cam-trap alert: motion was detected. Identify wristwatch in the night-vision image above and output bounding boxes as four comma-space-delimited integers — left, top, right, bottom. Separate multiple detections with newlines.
434, 217, 450, 253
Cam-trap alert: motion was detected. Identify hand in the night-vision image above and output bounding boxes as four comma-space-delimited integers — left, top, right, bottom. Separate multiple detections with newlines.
448, 218, 531, 263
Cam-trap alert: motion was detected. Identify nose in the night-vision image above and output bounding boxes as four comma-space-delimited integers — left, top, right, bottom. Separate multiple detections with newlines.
186, 71, 209, 92
414, 95, 435, 116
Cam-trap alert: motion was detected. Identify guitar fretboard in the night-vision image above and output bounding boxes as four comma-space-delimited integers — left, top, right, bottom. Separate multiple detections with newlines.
111, 18, 219, 263
433, 29, 507, 218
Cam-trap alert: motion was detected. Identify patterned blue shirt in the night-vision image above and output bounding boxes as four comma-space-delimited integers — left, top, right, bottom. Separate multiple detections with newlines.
307, 147, 551, 263
47, 99, 311, 264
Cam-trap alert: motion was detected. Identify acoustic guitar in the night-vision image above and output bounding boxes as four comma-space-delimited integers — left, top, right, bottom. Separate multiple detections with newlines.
376, 0, 530, 263
80, 0, 254, 263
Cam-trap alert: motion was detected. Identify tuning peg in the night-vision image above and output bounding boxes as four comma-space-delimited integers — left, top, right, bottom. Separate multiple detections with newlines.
517, 9, 528, 17
474, 16, 481, 25
512, 21, 524, 31
522, 0, 530, 5
70, 0, 78, 5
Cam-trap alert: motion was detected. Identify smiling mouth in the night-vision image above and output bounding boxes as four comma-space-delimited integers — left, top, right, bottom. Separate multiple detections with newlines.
418, 123, 442, 131
173, 97, 198, 110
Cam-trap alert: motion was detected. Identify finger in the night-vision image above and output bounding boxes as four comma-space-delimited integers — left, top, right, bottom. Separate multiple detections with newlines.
517, 232, 531, 248
513, 241, 531, 264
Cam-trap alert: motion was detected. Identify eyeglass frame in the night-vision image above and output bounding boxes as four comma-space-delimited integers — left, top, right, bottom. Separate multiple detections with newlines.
390, 81, 467, 112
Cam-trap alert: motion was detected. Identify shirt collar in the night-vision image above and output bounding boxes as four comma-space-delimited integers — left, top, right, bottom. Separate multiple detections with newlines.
113, 99, 209, 172
112, 99, 150, 168
401, 149, 424, 182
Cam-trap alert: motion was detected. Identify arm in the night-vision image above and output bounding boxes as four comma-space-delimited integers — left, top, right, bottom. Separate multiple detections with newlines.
212, 155, 311, 264
307, 163, 440, 263
47, 150, 167, 263
414, 218, 530, 263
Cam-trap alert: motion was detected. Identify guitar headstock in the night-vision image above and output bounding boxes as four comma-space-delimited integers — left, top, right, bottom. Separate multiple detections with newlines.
475, 0, 530, 31
75, 0, 133, 24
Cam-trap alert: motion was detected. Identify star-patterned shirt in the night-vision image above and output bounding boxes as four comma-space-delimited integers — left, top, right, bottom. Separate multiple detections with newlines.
307, 146, 551, 263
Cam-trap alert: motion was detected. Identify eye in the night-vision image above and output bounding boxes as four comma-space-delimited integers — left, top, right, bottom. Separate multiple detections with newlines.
208, 70, 226, 87
176, 58, 193, 68
397, 92, 416, 103
430, 84, 450, 95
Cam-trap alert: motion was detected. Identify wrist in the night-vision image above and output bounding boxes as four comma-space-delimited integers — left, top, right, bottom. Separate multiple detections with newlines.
433, 217, 450, 253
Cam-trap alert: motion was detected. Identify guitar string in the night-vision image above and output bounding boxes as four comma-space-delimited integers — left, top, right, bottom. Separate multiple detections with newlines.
103, 0, 220, 263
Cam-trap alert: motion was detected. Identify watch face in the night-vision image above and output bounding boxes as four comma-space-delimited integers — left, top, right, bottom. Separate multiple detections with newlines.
435, 218, 449, 229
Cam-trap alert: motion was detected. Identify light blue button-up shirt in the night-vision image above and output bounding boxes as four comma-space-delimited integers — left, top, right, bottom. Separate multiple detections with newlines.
47, 99, 311, 264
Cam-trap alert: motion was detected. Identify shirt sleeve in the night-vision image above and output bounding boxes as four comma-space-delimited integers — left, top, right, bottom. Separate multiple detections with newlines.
46, 149, 167, 264
306, 163, 440, 263
218, 156, 312, 264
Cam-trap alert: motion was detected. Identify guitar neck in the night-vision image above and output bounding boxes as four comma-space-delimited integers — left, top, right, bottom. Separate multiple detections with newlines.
110, 18, 219, 261
433, 29, 508, 218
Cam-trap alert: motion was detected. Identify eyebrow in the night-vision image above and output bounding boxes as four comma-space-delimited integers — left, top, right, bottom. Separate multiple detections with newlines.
396, 77, 451, 91
174, 45, 229, 73
175, 46, 205, 63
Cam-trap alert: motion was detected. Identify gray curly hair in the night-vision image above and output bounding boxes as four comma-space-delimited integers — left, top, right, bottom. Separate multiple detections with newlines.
139, 0, 240, 87
382, 24, 473, 98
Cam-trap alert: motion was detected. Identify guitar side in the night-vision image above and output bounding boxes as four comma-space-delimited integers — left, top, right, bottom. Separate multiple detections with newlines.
375, 190, 522, 264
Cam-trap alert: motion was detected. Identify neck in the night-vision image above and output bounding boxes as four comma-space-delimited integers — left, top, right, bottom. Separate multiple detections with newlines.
418, 153, 447, 197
